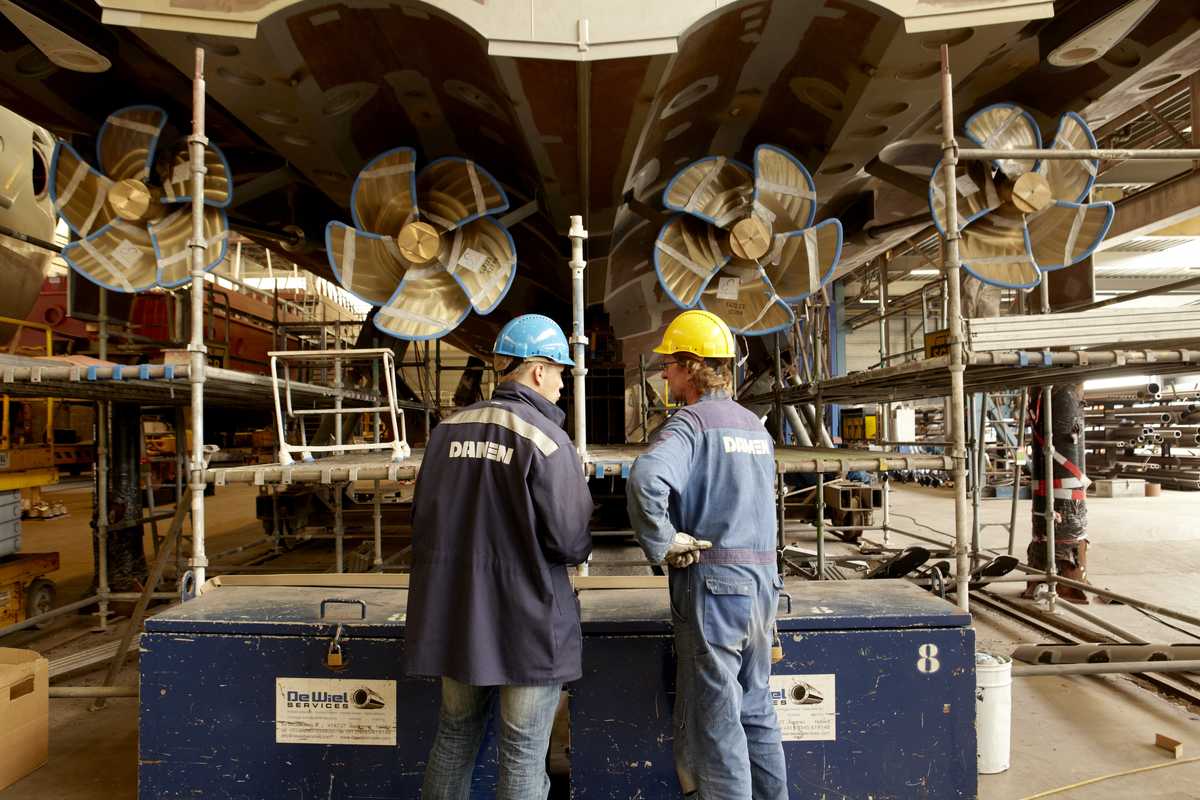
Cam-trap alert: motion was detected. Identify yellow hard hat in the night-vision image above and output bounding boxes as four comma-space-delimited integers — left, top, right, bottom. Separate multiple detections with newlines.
653, 310, 736, 358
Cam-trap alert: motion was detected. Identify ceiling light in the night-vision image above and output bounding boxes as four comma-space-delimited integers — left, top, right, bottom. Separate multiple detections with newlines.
909, 268, 940, 276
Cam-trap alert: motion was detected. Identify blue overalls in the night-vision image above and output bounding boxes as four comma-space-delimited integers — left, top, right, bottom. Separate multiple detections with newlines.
628, 390, 787, 800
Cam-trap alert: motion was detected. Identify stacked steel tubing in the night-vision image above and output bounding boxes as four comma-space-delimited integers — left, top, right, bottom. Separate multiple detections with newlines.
1082, 383, 1200, 489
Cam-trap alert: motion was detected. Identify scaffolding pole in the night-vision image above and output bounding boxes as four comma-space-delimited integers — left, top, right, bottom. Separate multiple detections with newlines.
568, 215, 589, 576
877, 259, 892, 545
187, 47, 210, 592
939, 45, 971, 612
1038, 278, 1059, 611
96, 400, 109, 629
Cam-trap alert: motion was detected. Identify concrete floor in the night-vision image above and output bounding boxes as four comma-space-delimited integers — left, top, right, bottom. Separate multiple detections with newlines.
2, 482, 1199, 798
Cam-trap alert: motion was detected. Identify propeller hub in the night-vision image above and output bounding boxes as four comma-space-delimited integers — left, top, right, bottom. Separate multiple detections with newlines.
107, 179, 153, 222
396, 221, 441, 264
1010, 172, 1054, 214
729, 217, 771, 261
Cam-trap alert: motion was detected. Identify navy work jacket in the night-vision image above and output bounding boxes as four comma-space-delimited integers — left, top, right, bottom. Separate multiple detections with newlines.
406, 381, 594, 685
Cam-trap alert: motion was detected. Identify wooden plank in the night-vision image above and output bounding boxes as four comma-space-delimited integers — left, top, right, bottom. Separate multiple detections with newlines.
1155, 733, 1183, 759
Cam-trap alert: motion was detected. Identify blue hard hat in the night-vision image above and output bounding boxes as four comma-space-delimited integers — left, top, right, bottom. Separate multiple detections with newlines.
493, 314, 574, 366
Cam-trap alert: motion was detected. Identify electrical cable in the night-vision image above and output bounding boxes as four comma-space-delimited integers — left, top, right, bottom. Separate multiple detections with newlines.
1017, 756, 1200, 799
1127, 604, 1200, 642
890, 511, 954, 540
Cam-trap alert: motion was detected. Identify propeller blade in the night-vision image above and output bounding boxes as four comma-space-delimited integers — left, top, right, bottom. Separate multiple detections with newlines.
1027, 200, 1115, 272
753, 145, 817, 234
964, 102, 1041, 179
1048, 0, 1160, 68
0, 0, 111, 73
416, 157, 508, 232
351, 147, 418, 236
662, 156, 753, 229
61, 219, 158, 293
699, 263, 795, 335
439, 217, 516, 314
50, 141, 114, 237
654, 214, 728, 308
325, 221, 413, 307
1036, 112, 1098, 205
374, 267, 471, 340
763, 218, 842, 303
96, 105, 167, 182
929, 158, 1001, 236
150, 207, 230, 288
958, 207, 1041, 289
161, 142, 233, 207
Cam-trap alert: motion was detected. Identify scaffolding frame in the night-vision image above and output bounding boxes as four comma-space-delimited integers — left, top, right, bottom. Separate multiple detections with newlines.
11, 46, 1200, 690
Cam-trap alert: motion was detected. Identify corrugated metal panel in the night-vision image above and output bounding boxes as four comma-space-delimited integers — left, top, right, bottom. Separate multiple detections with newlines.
1103, 237, 1193, 253
967, 308, 1200, 351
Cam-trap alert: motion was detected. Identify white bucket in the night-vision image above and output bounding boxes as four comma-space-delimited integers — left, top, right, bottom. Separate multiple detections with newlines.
975, 651, 1012, 774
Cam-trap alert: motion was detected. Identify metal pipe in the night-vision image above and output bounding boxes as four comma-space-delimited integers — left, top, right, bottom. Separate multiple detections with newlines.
187, 47, 210, 592
568, 215, 589, 577
51, 686, 138, 698
372, 359, 383, 568
971, 394, 985, 567
961, 146, 1200, 161
1055, 596, 1148, 643
334, 486, 344, 574
784, 405, 813, 447
878, 261, 892, 545
776, 473, 786, 573
940, 46, 971, 612
815, 470, 826, 580
106, 592, 177, 601
801, 401, 834, 448
773, 333, 785, 445
1011, 565, 1200, 628
97, 288, 108, 361
1012, 659, 1200, 677
0, 595, 99, 639
638, 354, 650, 443
1070, 275, 1200, 311
1039, 279, 1058, 611
96, 401, 109, 628
568, 215, 588, 464
1008, 390, 1028, 555
1012, 644, 1200, 663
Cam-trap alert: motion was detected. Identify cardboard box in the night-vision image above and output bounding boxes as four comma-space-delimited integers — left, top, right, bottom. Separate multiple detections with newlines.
0, 648, 49, 790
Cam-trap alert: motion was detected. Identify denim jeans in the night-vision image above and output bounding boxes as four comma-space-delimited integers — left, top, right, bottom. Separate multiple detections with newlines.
671, 563, 788, 800
421, 677, 561, 800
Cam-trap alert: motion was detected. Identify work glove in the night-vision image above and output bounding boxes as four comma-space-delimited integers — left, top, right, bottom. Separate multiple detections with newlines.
664, 532, 712, 569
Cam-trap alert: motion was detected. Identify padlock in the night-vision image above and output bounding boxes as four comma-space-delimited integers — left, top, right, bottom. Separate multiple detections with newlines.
326, 623, 347, 669
327, 641, 345, 669
770, 624, 783, 665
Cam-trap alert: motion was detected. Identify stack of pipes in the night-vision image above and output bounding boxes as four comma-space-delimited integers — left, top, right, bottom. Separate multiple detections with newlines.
1082, 382, 1200, 490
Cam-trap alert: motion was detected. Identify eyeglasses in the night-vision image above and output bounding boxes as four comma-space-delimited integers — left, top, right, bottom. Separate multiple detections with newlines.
657, 358, 689, 370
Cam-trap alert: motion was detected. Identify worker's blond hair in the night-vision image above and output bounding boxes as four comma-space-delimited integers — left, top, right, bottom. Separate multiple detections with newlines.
679, 354, 732, 394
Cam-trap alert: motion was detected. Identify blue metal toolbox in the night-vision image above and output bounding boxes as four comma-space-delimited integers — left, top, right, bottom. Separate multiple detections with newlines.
139, 578, 974, 798
572, 579, 977, 798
